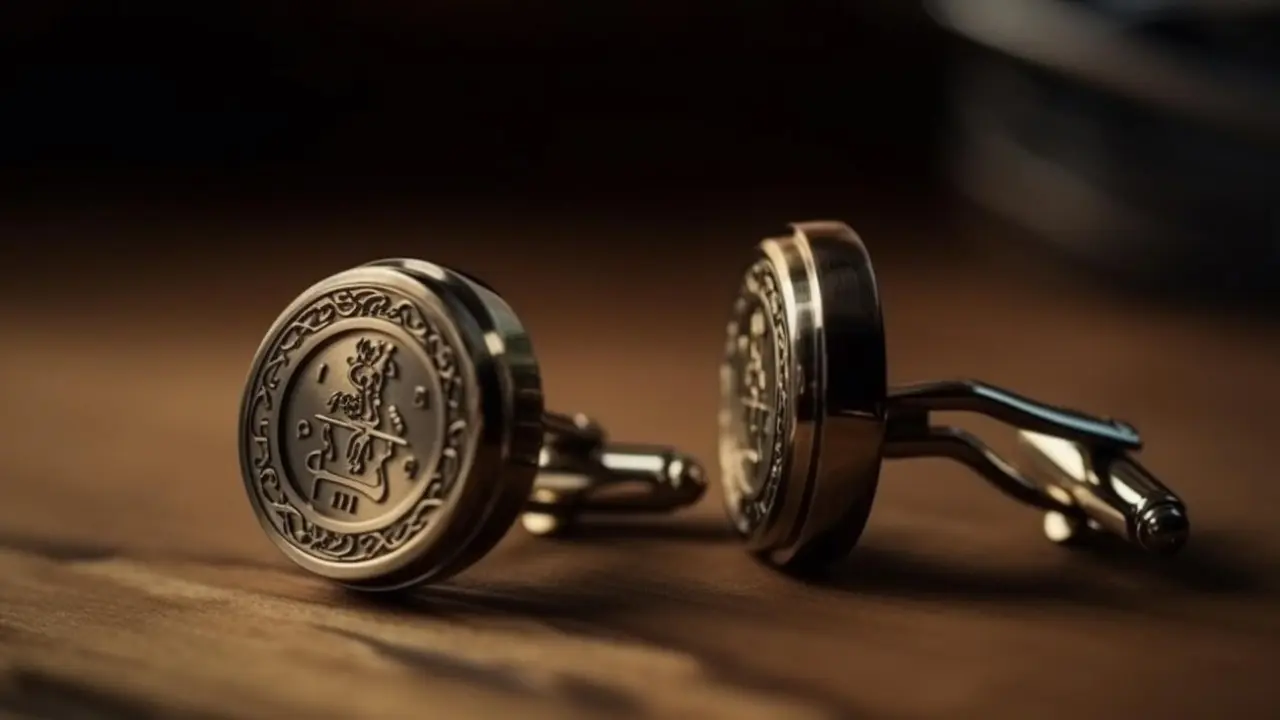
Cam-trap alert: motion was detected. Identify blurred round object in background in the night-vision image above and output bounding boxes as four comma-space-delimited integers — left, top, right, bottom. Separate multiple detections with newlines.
929, 0, 1280, 308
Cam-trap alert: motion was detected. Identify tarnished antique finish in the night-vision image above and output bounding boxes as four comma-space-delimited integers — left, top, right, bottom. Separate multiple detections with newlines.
718, 221, 1189, 571
239, 259, 705, 591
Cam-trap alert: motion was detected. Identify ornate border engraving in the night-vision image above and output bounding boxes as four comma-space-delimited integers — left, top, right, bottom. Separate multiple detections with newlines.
243, 287, 471, 563
721, 258, 791, 530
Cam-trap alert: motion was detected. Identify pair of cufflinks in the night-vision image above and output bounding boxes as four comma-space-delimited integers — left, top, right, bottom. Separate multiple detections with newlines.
237, 221, 1189, 591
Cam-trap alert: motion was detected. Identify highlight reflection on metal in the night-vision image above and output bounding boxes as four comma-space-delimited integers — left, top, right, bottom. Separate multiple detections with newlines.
238, 259, 705, 592
717, 221, 1189, 571
523, 412, 707, 537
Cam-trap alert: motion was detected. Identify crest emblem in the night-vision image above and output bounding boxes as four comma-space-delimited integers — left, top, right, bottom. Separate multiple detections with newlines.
718, 257, 791, 532
301, 338, 407, 509
240, 284, 475, 566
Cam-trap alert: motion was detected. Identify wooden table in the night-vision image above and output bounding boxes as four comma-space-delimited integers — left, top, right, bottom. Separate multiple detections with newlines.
2, 200, 1277, 719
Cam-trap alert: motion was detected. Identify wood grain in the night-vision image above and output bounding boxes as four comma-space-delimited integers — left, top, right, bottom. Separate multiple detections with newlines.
1, 209, 1278, 719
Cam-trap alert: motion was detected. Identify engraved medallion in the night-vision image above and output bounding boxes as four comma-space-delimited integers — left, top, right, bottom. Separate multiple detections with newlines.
239, 261, 536, 590
716, 221, 1189, 574
718, 257, 791, 535
244, 286, 469, 555
239, 259, 710, 591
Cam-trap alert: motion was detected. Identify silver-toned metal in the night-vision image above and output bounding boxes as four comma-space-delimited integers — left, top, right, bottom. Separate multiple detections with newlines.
239, 258, 705, 591
717, 221, 1189, 572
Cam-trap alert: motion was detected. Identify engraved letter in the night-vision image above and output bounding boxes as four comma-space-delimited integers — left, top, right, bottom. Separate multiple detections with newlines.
331, 491, 359, 514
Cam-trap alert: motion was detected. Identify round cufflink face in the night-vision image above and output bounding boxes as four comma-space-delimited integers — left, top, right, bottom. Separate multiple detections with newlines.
718, 222, 889, 570
238, 259, 544, 591
718, 252, 795, 534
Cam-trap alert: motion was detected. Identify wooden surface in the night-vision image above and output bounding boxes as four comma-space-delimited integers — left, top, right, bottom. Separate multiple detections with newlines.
1, 206, 1279, 719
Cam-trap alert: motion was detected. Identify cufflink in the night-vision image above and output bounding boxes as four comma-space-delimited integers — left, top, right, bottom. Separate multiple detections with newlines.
239, 258, 706, 591
717, 221, 1189, 572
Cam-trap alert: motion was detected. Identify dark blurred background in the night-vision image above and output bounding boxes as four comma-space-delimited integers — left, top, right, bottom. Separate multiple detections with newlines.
2, 0, 1277, 309
1, 2, 944, 192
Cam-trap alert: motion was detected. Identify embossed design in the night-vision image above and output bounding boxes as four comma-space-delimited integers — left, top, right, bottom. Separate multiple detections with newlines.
304, 340, 405, 504
720, 259, 790, 529
243, 287, 472, 563
740, 310, 772, 451
326, 338, 397, 424
331, 490, 360, 514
